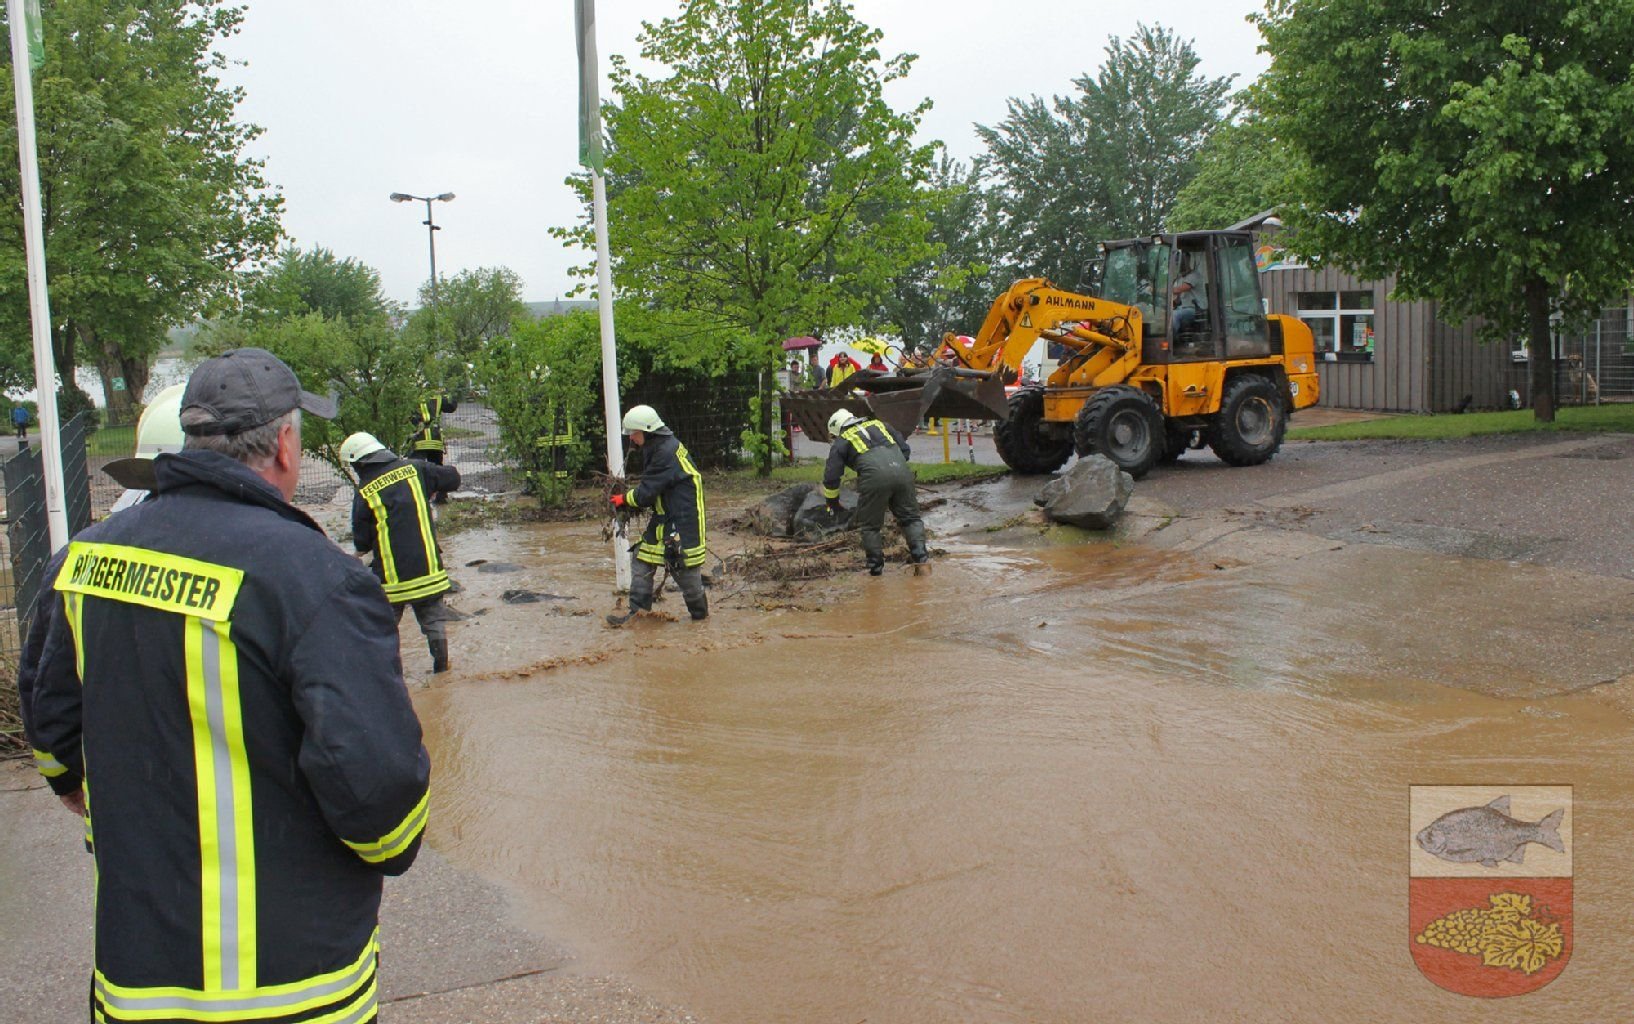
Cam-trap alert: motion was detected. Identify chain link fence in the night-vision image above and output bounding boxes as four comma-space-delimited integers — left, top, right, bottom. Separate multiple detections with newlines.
1502, 303, 1634, 407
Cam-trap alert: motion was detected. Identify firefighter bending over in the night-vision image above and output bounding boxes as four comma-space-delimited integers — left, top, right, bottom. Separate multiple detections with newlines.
823, 410, 929, 576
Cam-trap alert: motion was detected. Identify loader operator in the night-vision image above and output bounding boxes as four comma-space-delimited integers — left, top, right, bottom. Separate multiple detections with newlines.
21, 348, 430, 1024
822, 410, 929, 575
344, 431, 461, 673
608, 405, 709, 623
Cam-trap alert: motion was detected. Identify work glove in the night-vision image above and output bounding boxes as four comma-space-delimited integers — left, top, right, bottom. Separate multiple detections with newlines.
826, 497, 843, 515
610, 492, 626, 509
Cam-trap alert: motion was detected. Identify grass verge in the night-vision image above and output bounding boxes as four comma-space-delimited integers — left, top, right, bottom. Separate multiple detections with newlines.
87, 424, 136, 457
1288, 403, 1634, 442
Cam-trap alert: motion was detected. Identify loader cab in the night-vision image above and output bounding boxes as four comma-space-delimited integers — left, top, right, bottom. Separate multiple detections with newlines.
1099, 232, 1272, 365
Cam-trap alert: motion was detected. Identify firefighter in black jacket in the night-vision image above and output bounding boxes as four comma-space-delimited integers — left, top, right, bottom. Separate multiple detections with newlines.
822, 410, 929, 575
344, 431, 461, 673
22, 348, 429, 1024
608, 404, 709, 622
407, 393, 457, 503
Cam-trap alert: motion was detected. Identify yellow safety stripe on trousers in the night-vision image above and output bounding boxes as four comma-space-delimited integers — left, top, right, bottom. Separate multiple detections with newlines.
56, 542, 244, 623
94, 930, 379, 1023
32, 746, 68, 777
185, 615, 258, 993
361, 464, 444, 599
343, 786, 429, 864
821, 484, 841, 500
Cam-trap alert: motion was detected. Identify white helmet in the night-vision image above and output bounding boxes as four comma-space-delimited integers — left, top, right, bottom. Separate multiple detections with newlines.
621, 404, 665, 434
827, 409, 861, 438
340, 431, 388, 465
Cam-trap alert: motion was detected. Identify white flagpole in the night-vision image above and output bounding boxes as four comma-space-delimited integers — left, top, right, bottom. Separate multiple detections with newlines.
577, 0, 629, 591
592, 170, 629, 592
9, 0, 68, 550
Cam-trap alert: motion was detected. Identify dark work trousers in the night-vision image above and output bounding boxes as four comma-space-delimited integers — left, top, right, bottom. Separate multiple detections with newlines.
855, 459, 928, 571
629, 556, 708, 619
393, 594, 449, 641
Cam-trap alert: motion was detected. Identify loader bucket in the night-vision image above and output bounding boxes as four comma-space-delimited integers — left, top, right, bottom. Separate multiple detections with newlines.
783, 366, 1011, 442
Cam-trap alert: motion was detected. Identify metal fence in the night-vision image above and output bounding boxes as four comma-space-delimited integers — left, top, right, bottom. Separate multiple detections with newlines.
1502, 304, 1634, 407
2, 411, 94, 657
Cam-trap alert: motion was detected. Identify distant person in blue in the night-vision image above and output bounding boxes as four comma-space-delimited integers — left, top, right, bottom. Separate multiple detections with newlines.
11, 404, 28, 449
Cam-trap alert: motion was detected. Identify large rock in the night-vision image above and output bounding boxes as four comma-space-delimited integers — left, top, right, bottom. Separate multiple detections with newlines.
742, 483, 815, 537
792, 488, 856, 538
740, 482, 857, 538
1036, 455, 1133, 529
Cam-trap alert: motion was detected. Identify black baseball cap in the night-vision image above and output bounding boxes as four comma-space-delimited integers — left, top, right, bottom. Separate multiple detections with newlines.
180, 348, 337, 435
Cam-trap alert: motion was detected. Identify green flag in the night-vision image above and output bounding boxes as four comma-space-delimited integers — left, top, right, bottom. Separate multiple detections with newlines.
575, 0, 603, 174
25, 0, 45, 68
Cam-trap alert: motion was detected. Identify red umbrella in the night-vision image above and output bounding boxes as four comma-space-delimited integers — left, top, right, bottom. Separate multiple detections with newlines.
782, 336, 820, 351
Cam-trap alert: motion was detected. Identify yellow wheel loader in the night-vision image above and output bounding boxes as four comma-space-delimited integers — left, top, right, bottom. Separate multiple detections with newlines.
783, 230, 1320, 478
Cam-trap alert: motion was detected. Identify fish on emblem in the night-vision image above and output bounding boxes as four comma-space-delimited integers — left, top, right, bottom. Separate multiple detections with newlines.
1415, 795, 1565, 868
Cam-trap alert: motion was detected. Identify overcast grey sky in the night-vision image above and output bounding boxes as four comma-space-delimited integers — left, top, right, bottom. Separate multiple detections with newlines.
222, 1, 1271, 307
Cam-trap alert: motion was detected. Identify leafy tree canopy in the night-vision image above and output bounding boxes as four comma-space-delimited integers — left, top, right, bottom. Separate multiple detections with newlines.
405, 266, 527, 389
1167, 92, 1303, 231
0, 0, 282, 417
1255, 0, 1634, 419
875, 153, 1004, 352
241, 247, 392, 327
202, 249, 411, 467
557, 0, 936, 353
977, 24, 1232, 290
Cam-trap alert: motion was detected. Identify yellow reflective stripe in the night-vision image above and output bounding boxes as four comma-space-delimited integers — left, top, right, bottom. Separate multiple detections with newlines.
678, 444, 706, 556
821, 485, 841, 500
382, 572, 449, 603
186, 617, 257, 992
95, 930, 378, 1022
362, 481, 399, 588
404, 470, 441, 577
358, 462, 417, 500
56, 542, 243, 622
344, 787, 429, 864
64, 592, 86, 680
33, 747, 68, 777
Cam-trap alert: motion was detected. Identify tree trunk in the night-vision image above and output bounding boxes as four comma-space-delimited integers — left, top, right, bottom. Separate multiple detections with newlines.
1524, 277, 1554, 423
92, 333, 141, 426
757, 367, 773, 477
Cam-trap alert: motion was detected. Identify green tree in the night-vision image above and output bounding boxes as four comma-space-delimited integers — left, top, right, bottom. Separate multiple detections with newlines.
977, 24, 1233, 290
1167, 96, 1302, 231
555, 0, 938, 473
203, 250, 415, 469
1255, 0, 1634, 421
874, 153, 1002, 352
0, 0, 282, 421
405, 266, 526, 390
241, 247, 391, 326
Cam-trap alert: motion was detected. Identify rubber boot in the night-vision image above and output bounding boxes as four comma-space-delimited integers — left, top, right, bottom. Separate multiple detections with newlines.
429, 638, 450, 674
867, 560, 884, 577
685, 591, 709, 621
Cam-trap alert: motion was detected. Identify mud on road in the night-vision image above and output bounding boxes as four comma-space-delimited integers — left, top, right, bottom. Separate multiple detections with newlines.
8, 432, 1633, 1024
403, 431, 1634, 1023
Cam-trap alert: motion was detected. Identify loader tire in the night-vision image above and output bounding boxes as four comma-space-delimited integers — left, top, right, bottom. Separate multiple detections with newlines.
1208, 375, 1287, 466
994, 387, 1073, 475
1074, 385, 1163, 479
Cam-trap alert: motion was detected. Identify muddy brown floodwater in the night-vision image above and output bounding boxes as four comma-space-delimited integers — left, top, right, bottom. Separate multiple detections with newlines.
418, 505, 1634, 1023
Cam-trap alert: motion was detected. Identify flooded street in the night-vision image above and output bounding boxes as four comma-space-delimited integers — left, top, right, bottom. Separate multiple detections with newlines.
416, 481, 1634, 1022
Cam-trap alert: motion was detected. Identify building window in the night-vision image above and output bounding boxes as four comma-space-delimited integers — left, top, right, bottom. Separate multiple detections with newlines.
1297, 290, 1376, 362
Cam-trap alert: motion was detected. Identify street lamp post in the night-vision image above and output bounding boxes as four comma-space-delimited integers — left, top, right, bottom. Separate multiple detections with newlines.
389, 191, 455, 322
